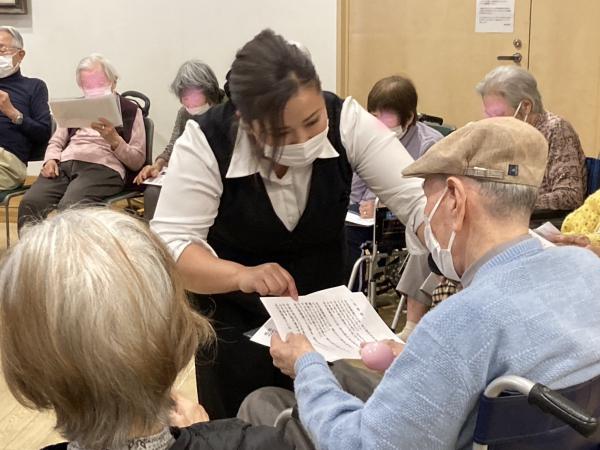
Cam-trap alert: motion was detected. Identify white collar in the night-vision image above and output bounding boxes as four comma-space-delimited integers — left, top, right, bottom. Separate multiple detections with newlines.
226, 126, 339, 179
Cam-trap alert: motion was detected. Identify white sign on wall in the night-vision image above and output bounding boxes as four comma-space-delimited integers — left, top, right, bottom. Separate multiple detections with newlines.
475, 0, 516, 33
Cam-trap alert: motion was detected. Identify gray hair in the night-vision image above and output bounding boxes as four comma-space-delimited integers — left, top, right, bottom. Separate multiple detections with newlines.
0, 207, 214, 449
475, 179, 538, 219
75, 53, 119, 87
476, 66, 544, 114
170, 59, 222, 104
0, 25, 23, 49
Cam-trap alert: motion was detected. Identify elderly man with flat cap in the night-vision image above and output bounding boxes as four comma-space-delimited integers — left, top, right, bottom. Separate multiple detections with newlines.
246, 117, 600, 450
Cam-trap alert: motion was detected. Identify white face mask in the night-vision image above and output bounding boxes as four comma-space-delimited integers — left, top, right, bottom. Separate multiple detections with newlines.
186, 103, 210, 116
0, 54, 18, 79
424, 187, 461, 281
83, 86, 112, 98
390, 124, 407, 139
513, 100, 529, 122
264, 126, 329, 167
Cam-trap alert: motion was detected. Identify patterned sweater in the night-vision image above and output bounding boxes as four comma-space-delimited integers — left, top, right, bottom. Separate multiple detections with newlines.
294, 238, 600, 449
533, 111, 587, 211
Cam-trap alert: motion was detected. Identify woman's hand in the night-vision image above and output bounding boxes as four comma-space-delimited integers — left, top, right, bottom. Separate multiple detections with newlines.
169, 391, 210, 427
91, 117, 121, 149
236, 263, 299, 299
270, 332, 315, 378
41, 160, 59, 178
359, 199, 375, 219
545, 233, 600, 257
134, 163, 161, 184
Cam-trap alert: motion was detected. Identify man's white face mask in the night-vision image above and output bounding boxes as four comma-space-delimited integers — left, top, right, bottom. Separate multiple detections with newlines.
0, 53, 18, 79
423, 186, 461, 281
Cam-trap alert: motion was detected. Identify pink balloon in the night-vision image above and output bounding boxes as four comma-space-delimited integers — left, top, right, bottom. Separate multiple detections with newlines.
360, 342, 395, 371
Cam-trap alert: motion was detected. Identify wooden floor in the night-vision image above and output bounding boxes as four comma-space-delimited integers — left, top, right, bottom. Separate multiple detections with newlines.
0, 190, 198, 449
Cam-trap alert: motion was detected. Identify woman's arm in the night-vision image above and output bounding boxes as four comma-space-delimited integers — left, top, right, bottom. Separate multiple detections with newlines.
340, 97, 427, 252
151, 121, 297, 298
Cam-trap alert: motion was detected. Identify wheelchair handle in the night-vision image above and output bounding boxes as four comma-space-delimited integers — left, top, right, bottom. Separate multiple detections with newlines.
528, 383, 598, 437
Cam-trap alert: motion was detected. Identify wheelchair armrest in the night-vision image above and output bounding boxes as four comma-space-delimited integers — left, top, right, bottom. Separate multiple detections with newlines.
528, 383, 598, 437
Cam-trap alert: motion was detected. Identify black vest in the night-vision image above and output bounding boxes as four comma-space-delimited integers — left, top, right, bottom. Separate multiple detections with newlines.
195, 91, 352, 295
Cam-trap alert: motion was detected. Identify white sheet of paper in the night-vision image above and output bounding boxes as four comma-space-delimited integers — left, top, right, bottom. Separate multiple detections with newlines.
142, 169, 167, 186
533, 221, 561, 240
260, 285, 401, 362
475, 0, 515, 33
250, 318, 278, 346
345, 211, 375, 227
50, 93, 123, 129
528, 229, 555, 249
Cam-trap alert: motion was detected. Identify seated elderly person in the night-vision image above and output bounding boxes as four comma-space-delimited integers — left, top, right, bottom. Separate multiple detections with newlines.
242, 117, 600, 449
477, 65, 586, 211
0, 208, 292, 450
17, 53, 145, 229
347, 76, 442, 309
133, 59, 224, 220
0, 25, 51, 189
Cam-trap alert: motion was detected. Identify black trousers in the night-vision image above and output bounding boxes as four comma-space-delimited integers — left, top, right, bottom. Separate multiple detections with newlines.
18, 160, 124, 229
193, 292, 294, 419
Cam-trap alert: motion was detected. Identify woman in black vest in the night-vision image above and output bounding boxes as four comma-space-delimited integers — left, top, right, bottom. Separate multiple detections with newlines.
151, 29, 426, 419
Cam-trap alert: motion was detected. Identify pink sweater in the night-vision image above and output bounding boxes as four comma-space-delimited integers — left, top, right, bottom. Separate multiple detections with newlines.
44, 108, 146, 178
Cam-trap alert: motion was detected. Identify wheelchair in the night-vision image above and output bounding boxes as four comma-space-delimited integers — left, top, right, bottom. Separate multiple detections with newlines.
274, 373, 600, 449
346, 199, 409, 308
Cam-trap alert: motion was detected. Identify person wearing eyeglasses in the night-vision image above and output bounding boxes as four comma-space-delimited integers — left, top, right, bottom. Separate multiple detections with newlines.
0, 25, 51, 190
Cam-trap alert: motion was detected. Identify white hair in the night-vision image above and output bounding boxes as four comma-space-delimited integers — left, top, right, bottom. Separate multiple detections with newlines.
75, 53, 119, 87
0, 207, 214, 449
476, 66, 544, 113
0, 25, 23, 49
474, 179, 538, 218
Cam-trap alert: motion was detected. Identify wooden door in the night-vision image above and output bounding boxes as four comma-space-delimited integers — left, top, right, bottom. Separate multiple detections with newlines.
339, 0, 532, 127
529, 0, 600, 155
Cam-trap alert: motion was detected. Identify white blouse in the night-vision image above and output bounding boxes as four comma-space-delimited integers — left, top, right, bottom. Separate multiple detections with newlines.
150, 97, 426, 261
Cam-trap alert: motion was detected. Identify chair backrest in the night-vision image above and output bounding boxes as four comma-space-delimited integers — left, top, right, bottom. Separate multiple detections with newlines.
473, 374, 600, 449
120, 91, 154, 189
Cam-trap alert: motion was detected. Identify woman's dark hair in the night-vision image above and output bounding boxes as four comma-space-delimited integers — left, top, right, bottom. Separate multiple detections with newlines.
367, 75, 418, 127
228, 29, 321, 148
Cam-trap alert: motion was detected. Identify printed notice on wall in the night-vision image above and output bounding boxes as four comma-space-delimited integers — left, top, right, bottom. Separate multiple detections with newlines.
475, 0, 515, 33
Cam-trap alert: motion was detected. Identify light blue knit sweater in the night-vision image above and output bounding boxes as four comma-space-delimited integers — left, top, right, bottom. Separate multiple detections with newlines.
294, 239, 600, 449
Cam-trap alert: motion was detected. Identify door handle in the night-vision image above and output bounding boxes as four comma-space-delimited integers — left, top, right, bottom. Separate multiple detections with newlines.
497, 52, 523, 63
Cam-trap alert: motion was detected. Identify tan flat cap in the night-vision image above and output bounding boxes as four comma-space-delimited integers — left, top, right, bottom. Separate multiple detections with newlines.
402, 117, 548, 187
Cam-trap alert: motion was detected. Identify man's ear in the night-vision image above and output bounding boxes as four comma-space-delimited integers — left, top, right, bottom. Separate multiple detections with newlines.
446, 176, 467, 232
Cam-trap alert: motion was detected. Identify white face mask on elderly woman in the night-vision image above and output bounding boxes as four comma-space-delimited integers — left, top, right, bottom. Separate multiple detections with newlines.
186, 103, 210, 116
424, 186, 461, 281
263, 126, 329, 167
513, 100, 530, 123
390, 124, 407, 140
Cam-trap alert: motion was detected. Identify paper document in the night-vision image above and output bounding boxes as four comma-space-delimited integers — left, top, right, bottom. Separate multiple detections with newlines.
142, 169, 167, 187
50, 93, 123, 129
250, 319, 278, 346
528, 229, 555, 249
475, 0, 515, 33
258, 285, 401, 362
345, 211, 375, 227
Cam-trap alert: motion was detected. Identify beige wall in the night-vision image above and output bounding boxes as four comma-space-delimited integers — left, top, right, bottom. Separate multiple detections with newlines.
1, 0, 338, 174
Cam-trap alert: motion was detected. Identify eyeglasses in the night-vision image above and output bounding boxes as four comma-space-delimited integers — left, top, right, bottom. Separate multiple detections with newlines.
0, 46, 20, 56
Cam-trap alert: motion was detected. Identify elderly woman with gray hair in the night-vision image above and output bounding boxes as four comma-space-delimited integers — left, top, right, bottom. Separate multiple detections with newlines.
476, 65, 586, 211
134, 59, 224, 220
0, 207, 291, 450
17, 53, 146, 229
